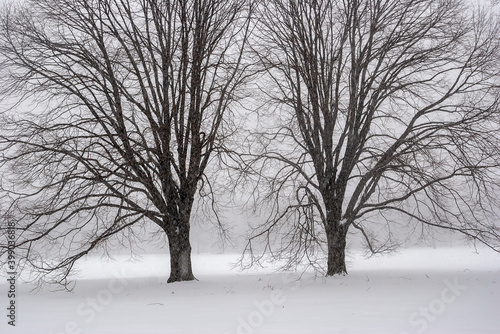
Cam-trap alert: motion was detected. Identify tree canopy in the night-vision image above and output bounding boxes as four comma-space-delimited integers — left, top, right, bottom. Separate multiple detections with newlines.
0, 0, 253, 285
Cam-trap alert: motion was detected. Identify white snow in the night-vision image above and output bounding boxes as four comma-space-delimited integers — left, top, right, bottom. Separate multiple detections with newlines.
1, 247, 499, 334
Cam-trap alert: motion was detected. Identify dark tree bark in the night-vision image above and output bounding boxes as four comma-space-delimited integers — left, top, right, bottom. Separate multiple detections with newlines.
0, 0, 253, 286
326, 224, 348, 276
165, 217, 195, 283
238, 0, 500, 276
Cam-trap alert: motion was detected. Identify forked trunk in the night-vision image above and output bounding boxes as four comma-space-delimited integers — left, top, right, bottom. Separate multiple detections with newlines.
326, 223, 348, 276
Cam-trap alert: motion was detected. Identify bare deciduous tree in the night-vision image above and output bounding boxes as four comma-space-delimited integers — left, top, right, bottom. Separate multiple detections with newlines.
240, 0, 500, 275
0, 0, 252, 285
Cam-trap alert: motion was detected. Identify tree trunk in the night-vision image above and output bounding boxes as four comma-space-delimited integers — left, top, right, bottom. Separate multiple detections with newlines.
326, 223, 348, 276
165, 219, 196, 283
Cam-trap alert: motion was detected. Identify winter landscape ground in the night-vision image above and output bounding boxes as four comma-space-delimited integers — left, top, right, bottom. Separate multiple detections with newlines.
1, 246, 499, 334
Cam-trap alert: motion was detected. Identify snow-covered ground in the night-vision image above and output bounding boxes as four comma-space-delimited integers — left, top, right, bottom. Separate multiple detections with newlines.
1, 247, 499, 334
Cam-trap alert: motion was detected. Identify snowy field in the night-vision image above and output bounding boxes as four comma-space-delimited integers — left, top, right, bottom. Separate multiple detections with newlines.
1, 247, 499, 334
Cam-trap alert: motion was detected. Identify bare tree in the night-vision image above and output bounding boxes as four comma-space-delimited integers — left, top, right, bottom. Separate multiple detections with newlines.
240, 0, 500, 275
0, 0, 253, 285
